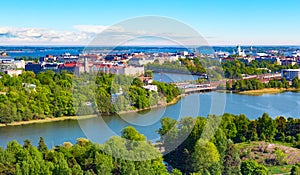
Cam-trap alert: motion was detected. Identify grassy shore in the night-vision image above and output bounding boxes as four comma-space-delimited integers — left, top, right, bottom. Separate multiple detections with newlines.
237, 88, 299, 96
0, 115, 97, 128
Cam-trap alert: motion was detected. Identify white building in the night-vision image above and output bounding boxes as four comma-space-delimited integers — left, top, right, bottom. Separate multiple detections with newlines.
90, 65, 144, 76
292, 51, 300, 58
123, 66, 144, 76
143, 85, 158, 92
281, 69, 300, 80
165, 56, 179, 62
237, 45, 246, 57
5, 70, 23, 76
182, 51, 189, 56
128, 57, 155, 66
14, 60, 26, 69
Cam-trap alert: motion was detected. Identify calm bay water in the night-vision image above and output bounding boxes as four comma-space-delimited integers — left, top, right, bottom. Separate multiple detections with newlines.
0, 92, 299, 148
153, 73, 199, 83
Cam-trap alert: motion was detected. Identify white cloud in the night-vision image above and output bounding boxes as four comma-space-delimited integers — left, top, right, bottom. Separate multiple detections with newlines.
0, 24, 299, 46
0, 27, 10, 35
73, 25, 123, 34
0, 27, 94, 45
0, 25, 215, 46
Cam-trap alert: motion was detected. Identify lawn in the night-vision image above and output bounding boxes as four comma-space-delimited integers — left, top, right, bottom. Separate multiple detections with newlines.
268, 165, 293, 174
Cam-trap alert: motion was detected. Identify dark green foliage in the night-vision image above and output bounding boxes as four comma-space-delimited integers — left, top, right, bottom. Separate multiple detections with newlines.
38, 137, 48, 152
152, 81, 181, 103
241, 160, 268, 175
291, 163, 300, 175
257, 113, 276, 141
292, 77, 300, 89
223, 140, 241, 175
145, 70, 153, 78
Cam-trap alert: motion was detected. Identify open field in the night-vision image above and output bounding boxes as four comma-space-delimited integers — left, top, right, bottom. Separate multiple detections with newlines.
236, 141, 300, 165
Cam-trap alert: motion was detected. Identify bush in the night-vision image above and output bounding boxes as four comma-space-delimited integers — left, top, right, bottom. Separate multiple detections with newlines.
291, 163, 300, 175
286, 136, 294, 143
274, 148, 287, 165
296, 134, 300, 142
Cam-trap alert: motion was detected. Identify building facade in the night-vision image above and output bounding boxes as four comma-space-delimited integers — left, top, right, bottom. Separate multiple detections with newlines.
281, 69, 300, 80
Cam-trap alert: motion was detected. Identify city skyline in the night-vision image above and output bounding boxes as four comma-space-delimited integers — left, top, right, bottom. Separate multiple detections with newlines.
0, 0, 300, 46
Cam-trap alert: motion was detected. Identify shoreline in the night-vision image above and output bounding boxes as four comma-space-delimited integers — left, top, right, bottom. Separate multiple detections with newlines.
118, 94, 185, 115
0, 115, 97, 128
1, 88, 299, 127
0, 94, 186, 128
236, 88, 299, 96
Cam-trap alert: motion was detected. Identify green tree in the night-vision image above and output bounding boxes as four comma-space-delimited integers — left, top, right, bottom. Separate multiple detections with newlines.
274, 147, 287, 165
53, 153, 72, 175
275, 116, 287, 141
241, 160, 268, 175
257, 113, 276, 141
191, 139, 220, 174
223, 140, 241, 175
292, 77, 300, 89
145, 70, 154, 77
291, 163, 300, 175
121, 126, 146, 141
71, 164, 83, 175
38, 137, 48, 152
95, 152, 113, 175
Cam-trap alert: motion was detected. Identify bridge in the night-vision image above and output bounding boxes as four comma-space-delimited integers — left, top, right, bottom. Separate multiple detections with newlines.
174, 82, 219, 94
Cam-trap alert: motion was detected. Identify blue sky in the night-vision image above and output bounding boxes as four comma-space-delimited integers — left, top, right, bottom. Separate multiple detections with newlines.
0, 0, 299, 45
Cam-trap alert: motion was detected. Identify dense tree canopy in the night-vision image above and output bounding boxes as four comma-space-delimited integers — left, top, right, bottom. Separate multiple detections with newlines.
0, 71, 180, 123
158, 113, 300, 174
0, 129, 170, 175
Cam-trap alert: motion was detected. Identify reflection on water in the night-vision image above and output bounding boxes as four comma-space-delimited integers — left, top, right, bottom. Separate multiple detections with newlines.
153, 73, 198, 83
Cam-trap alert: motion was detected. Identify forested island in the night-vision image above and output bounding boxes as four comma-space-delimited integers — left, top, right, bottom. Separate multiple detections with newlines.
0, 70, 180, 124
1, 113, 300, 175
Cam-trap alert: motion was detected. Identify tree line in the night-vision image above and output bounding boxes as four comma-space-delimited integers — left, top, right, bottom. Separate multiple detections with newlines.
0, 127, 174, 175
147, 58, 300, 80
226, 77, 300, 91
222, 60, 299, 79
